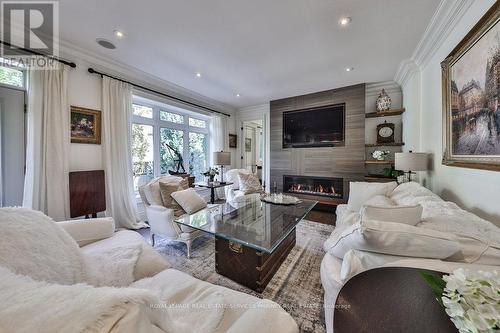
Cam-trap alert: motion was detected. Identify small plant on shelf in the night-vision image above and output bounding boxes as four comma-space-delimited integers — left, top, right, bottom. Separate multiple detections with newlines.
383, 166, 404, 179
372, 150, 390, 161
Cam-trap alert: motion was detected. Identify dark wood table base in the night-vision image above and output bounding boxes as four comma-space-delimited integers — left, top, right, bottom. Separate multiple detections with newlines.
215, 229, 296, 292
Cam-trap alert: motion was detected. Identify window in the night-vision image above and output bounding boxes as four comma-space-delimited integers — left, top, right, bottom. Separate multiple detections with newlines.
160, 110, 183, 123
189, 117, 206, 128
133, 104, 153, 118
131, 97, 210, 188
131, 124, 154, 191
0, 61, 25, 89
160, 128, 183, 174
188, 132, 208, 181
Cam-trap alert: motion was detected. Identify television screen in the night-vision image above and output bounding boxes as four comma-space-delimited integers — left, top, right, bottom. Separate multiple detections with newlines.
283, 103, 345, 148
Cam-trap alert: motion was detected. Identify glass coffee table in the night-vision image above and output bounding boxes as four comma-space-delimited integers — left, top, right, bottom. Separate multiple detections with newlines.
175, 197, 317, 292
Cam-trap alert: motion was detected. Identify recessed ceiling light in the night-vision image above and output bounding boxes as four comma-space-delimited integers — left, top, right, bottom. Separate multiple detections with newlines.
96, 38, 116, 49
196, 72, 202, 78
339, 17, 352, 26
236, 93, 241, 97
114, 30, 125, 38
345, 67, 354, 72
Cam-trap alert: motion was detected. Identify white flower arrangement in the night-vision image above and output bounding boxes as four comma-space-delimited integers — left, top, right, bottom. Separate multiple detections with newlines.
440, 268, 499, 333
372, 150, 390, 160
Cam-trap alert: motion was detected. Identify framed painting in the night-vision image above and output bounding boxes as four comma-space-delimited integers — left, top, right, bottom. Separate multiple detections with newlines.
229, 133, 237, 148
442, 3, 500, 171
70, 106, 101, 144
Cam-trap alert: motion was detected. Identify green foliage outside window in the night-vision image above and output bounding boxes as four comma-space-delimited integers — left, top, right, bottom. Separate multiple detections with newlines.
0, 66, 24, 87
160, 128, 184, 174
189, 132, 207, 181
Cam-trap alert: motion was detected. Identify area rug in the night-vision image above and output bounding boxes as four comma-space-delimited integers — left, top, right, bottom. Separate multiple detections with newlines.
153, 220, 334, 333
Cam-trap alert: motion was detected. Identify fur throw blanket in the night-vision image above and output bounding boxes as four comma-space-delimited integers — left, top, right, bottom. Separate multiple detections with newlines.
0, 266, 164, 333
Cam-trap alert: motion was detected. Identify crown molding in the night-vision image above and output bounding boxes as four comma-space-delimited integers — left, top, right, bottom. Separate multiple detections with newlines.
58, 39, 236, 114
365, 81, 402, 97
394, 0, 474, 86
394, 59, 421, 88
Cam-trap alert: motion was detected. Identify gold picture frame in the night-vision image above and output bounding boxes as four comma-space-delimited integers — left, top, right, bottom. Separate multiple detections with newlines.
441, 2, 500, 171
70, 106, 101, 144
441, 3, 500, 171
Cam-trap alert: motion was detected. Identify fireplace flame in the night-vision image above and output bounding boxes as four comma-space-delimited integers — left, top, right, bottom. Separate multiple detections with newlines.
288, 181, 340, 198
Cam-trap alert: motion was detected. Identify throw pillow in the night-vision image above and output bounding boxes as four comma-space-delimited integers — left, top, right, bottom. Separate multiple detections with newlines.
347, 182, 398, 212
171, 188, 208, 214
159, 178, 189, 216
226, 169, 253, 190
0, 207, 86, 285
361, 204, 423, 226
238, 173, 262, 194
323, 219, 461, 260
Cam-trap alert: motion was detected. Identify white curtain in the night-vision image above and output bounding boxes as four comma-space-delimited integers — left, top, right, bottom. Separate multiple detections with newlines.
101, 77, 146, 229
23, 67, 70, 221
210, 114, 228, 198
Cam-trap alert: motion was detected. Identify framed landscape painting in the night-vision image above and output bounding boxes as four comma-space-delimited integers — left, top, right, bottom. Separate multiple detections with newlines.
70, 106, 101, 144
442, 3, 500, 171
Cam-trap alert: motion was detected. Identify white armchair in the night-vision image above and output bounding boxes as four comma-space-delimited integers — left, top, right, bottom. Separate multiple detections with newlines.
224, 169, 263, 206
139, 176, 204, 258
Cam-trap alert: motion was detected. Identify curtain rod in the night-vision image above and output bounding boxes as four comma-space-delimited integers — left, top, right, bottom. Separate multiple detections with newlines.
87, 68, 231, 117
0, 40, 76, 68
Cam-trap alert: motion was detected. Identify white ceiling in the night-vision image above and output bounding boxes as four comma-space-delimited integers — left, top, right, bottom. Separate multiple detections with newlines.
58, 0, 440, 108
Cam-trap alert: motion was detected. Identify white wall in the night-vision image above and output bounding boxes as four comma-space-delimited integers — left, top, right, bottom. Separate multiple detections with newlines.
404, 0, 499, 225
65, 58, 237, 173
68, 61, 103, 172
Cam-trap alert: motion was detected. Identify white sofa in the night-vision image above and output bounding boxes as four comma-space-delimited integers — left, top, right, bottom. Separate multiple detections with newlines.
320, 182, 500, 333
139, 175, 205, 258
0, 207, 298, 333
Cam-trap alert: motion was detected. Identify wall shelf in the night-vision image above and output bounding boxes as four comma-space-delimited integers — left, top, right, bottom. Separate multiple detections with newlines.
365, 142, 404, 147
365, 160, 394, 165
365, 108, 405, 118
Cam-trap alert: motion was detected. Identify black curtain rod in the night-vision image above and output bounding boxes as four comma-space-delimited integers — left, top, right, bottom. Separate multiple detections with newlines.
0, 40, 76, 68
88, 67, 231, 117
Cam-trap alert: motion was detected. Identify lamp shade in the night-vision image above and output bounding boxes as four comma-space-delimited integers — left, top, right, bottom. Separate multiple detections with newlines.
395, 152, 428, 172
213, 151, 231, 166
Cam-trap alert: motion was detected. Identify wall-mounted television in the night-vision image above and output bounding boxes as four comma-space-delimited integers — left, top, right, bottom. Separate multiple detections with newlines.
283, 103, 345, 148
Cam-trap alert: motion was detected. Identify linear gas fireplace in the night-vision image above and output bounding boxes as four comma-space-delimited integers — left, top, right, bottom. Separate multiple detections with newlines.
283, 175, 343, 199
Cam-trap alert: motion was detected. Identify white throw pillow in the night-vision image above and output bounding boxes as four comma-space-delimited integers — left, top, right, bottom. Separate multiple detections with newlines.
171, 188, 208, 214
0, 208, 86, 285
238, 173, 262, 194
225, 169, 252, 190
324, 219, 461, 260
347, 182, 398, 212
361, 204, 423, 226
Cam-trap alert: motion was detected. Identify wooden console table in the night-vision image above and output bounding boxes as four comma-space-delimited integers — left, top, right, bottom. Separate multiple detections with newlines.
334, 267, 457, 333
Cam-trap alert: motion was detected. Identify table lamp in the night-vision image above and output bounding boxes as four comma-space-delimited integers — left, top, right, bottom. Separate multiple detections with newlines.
213, 151, 231, 184
395, 151, 428, 182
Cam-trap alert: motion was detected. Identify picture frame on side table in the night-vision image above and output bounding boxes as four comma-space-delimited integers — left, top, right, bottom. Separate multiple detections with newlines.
441, 3, 500, 171
70, 106, 101, 144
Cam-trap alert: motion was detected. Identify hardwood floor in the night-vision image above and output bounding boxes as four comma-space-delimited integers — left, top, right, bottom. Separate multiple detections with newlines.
305, 209, 336, 226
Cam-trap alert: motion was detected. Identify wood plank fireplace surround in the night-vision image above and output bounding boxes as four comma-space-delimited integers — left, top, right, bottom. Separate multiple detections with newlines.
270, 84, 366, 206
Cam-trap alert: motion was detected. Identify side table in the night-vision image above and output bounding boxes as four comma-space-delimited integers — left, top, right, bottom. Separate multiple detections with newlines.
193, 182, 234, 204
